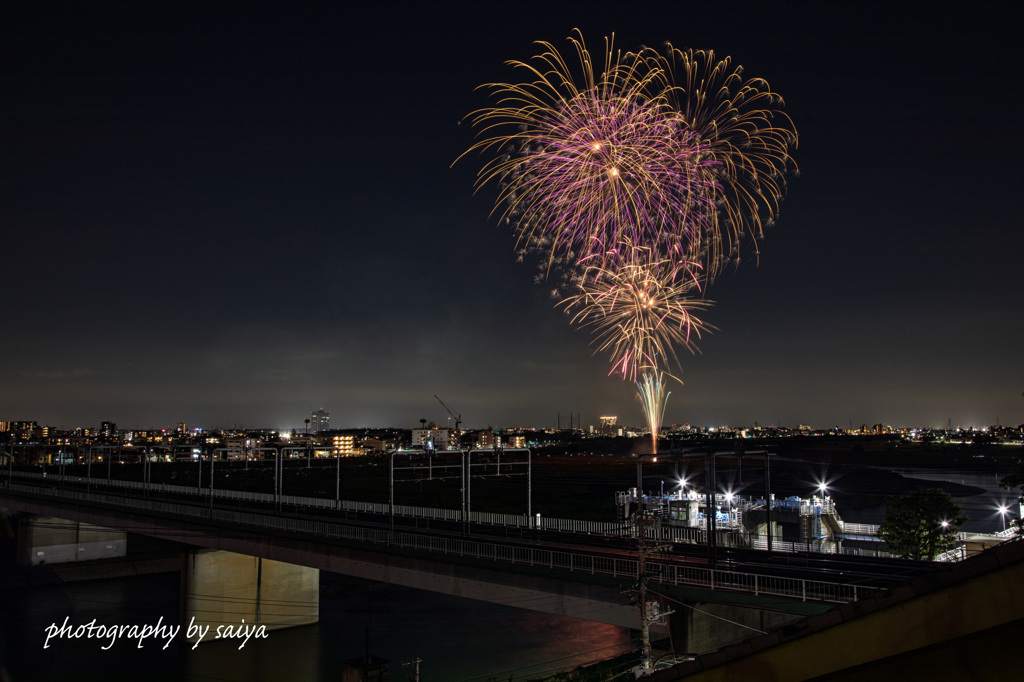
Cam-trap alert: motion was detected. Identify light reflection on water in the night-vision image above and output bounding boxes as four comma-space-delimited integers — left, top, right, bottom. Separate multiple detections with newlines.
1, 571, 637, 681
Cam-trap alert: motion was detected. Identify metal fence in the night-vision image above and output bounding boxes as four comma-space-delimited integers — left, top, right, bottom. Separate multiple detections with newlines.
840, 522, 881, 536
4, 481, 875, 604
9, 469, 998, 562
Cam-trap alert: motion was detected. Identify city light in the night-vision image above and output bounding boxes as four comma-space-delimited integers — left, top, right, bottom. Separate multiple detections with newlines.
998, 505, 1009, 531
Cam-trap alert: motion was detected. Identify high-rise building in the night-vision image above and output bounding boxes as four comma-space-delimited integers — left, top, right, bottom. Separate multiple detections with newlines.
100, 421, 117, 441
310, 408, 330, 433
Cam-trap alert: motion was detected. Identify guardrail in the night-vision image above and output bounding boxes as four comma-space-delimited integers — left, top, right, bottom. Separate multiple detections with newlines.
840, 522, 881, 536
3, 481, 876, 604
0, 469, 953, 559
3, 470, 698, 540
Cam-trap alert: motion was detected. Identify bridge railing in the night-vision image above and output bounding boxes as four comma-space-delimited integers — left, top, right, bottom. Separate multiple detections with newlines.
6, 470, 629, 535
0, 470, 940, 562
840, 522, 881, 536
4, 482, 878, 605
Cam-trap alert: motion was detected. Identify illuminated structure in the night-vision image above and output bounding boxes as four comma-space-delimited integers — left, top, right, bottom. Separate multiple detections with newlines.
331, 434, 359, 456
411, 427, 456, 451
310, 408, 330, 433
476, 429, 501, 450
99, 421, 117, 442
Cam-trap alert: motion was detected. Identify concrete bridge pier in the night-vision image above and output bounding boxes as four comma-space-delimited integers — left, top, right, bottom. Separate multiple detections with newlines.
666, 600, 804, 655
17, 514, 126, 565
181, 549, 319, 644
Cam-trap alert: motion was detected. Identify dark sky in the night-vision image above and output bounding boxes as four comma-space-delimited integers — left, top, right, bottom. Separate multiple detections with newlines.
3, 1, 1022, 432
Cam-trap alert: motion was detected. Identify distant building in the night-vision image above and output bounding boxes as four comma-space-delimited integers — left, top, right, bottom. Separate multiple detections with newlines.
223, 435, 263, 460
310, 408, 330, 433
476, 429, 501, 450
600, 415, 618, 435
361, 438, 389, 454
100, 421, 117, 441
411, 427, 455, 451
331, 434, 360, 456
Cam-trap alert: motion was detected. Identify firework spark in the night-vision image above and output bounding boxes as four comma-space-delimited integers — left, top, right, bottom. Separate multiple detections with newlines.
559, 244, 713, 382
461, 31, 721, 272
636, 372, 670, 454
627, 44, 799, 277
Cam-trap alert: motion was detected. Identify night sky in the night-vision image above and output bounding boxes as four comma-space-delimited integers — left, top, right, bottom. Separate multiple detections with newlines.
3, 1, 1022, 432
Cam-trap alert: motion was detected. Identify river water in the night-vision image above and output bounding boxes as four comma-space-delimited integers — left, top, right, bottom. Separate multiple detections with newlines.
839, 467, 1019, 533
0, 570, 637, 682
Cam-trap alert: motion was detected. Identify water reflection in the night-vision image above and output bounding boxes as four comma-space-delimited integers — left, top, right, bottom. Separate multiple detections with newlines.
843, 468, 1016, 533
1, 571, 637, 681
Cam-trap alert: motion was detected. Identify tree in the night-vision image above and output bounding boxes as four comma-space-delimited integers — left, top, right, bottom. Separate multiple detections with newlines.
877, 488, 968, 560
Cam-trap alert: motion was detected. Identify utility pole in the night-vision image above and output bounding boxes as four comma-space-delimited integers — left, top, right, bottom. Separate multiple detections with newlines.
705, 452, 717, 568
632, 512, 673, 677
401, 658, 422, 682
630, 457, 672, 677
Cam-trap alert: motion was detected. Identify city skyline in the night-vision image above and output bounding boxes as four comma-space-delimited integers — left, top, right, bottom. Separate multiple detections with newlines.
3, 2, 1022, 432
3, 413, 1020, 436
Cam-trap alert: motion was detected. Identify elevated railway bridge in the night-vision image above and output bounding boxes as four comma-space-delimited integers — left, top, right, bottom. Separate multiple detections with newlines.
2, 473, 942, 612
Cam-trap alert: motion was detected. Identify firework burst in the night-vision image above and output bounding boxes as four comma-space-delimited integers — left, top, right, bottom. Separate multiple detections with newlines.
627, 44, 799, 277
462, 32, 796, 452
461, 31, 721, 272
559, 244, 713, 382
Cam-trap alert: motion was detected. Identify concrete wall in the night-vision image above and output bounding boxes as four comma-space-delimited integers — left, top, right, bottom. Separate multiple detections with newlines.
181, 549, 319, 643
653, 538, 1024, 680
670, 602, 803, 655
17, 515, 126, 565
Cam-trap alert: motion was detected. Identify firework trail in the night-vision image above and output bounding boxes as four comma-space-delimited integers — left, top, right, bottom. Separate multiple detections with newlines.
636, 372, 670, 454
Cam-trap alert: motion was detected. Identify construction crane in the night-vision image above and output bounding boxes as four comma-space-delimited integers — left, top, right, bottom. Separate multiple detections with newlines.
434, 395, 462, 443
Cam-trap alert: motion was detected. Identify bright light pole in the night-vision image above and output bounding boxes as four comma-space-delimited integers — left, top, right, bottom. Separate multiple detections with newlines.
998, 505, 1009, 532
389, 450, 396, 533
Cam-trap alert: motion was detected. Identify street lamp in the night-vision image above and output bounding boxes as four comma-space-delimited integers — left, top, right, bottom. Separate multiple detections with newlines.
998, 505, 1009, 532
